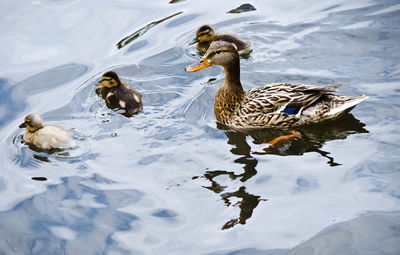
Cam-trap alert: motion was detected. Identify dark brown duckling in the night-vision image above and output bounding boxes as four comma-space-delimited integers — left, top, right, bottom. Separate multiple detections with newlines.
195, 25, 252, 55
96, 71, 143, 116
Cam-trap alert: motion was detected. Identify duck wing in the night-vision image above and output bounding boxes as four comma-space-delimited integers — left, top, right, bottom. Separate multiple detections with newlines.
244, 83, 343, 113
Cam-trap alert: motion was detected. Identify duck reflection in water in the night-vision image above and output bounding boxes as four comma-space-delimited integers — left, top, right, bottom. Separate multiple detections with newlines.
220, 186, 267, 230
247, 113, 368, 166
194, 125, 264, 230
195, 113, 368, 230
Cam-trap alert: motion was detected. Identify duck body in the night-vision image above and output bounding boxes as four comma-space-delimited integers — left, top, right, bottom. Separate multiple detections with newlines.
187, 41, 367, 129
23, 126, 77, 150
216, 82, 366, 129
97, 71, 143, 116
19, 114, 76, 150
195, 25, 251, 55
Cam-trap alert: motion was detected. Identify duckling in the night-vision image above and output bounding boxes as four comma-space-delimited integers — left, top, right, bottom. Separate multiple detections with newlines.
186, 41, 367, 129
96, 71, 143, 116
195, 25, 252, 55
19, 113, 77, 150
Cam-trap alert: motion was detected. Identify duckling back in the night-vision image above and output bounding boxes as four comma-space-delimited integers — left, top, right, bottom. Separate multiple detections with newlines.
100, 84, 143, 116
23, 125, 76, 150
213, 34, 252, 55
195, 25, 251, 55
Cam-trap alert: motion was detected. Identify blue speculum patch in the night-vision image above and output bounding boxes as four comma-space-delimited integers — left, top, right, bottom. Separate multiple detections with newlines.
282, 107, 299, 114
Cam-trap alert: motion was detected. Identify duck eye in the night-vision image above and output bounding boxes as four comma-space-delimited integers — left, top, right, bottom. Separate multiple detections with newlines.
216, 50, 222, 54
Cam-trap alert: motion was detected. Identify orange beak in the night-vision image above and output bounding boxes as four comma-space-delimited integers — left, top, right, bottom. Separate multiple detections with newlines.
185, 58, 211, 72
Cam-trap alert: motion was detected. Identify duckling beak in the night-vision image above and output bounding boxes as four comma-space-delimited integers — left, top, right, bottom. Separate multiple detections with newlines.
189, 37, 199, 45
185, 58, 211, 72
19, 122, 26, 128
96, 80, 104, 86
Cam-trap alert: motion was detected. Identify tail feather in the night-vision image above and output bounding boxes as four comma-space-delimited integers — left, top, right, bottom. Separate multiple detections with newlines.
327, 95, 368, 116
322, 83, 344, 92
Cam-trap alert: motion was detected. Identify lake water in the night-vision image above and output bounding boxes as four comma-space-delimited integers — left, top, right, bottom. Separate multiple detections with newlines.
0, 0, 399, 254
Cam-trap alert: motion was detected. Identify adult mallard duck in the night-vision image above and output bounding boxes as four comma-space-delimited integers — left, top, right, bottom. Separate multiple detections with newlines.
96, 71, 143, 116
195, 25, 252, 55
186, 41, 367, 130
19, 113, 77, 150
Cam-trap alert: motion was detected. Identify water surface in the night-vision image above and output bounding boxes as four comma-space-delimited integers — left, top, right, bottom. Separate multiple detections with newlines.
0, 0, 399, 254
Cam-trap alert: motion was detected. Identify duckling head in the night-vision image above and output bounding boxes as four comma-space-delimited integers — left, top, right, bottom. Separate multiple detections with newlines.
196, 25, 216, 42
186, 41, 239, 72
19, 113, 44, 132
96, 71, 122, 88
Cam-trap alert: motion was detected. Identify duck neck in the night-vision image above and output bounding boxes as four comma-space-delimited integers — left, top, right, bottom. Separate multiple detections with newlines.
214, 59, 245, 124
222, 59, 243, 93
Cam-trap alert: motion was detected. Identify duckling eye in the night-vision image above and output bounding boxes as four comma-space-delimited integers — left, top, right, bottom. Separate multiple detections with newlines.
216, 50, 222, 54
198, 29, 210, 36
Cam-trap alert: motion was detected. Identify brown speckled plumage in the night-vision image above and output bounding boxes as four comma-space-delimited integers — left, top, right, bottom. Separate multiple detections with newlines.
186, 41, 367, 129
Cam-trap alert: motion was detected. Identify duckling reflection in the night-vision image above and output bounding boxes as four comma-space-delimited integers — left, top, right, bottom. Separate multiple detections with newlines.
19, 113, 77, 151
96, 71, 143, 117
195, 113, 367, 230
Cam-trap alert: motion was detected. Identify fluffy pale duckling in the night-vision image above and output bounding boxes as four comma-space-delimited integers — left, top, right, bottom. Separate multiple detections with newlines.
19, 113, 77, 150
195, 25, 252, 55
186, 41, 367, 129
96, 71, 143, 116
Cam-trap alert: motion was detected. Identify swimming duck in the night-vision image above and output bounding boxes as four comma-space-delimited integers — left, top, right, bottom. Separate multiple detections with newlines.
186, 41, 367, 129
195, 25, 252, 55
96, 71, 143, 116
19, 113, 77, 150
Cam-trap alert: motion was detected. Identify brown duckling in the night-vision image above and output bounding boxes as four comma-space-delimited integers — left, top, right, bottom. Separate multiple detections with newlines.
186, 41, 367, 129
19, 113, 77, 150
195, 25, 252, 55
96, 71, 143, 116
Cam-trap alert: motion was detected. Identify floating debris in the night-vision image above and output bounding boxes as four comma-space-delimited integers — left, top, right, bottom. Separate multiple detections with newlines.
117, 11, 183, 49
169, 0, 185, 3
227, 3, 256, 13
31, 177, 47, 181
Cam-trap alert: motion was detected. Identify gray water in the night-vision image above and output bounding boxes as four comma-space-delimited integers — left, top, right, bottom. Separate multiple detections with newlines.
0, 0, 399, 254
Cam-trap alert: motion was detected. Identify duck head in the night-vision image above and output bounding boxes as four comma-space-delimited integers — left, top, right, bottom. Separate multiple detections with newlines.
96, 71, 122, 88
186, 41, 239, 72
19, 113, 44, 132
